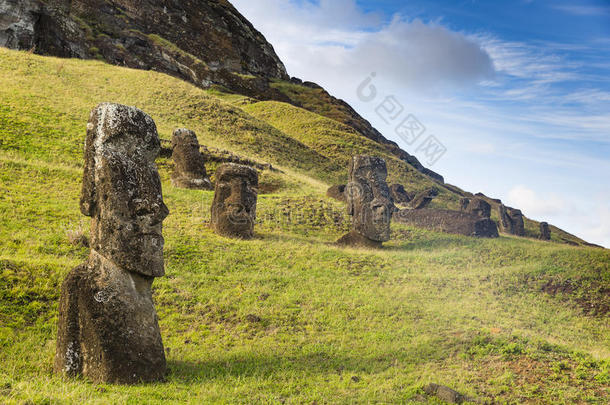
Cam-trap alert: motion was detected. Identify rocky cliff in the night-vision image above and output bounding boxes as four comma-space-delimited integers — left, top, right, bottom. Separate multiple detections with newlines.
0, 0, 442, 181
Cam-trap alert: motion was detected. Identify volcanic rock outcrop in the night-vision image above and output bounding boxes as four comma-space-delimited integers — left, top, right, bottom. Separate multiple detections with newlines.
54, 103, 168, 384
171, 128, 212, 190
211, 163, 258, 239
337, 156, 394, 248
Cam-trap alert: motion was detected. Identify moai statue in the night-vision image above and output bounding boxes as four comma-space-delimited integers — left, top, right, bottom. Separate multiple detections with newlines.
408, 188, 439, 210
337, 156, 394, 248
389, 184, 412, 205
55, 103, 168, 384
509, 208, 525, 236
463, 198, 492, 219
211, 163, 258, 239
498, 204, 525, 236
540, 222, 551, 241
171, 128, 212, 190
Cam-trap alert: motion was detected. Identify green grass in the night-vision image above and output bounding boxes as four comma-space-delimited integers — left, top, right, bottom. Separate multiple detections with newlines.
0, 48, 608, 404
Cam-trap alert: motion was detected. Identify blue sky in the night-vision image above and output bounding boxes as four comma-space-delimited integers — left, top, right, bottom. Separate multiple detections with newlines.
232, 0, 610, 247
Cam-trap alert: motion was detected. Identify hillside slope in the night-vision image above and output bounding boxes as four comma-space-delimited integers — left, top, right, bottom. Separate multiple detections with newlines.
0, 48, 608, 404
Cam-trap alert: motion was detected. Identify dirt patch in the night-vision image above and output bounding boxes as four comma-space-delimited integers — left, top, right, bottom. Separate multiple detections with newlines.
541, 278, 609, 316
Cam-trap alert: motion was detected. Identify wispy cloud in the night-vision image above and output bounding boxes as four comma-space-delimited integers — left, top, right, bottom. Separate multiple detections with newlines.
553, 5, 610, 16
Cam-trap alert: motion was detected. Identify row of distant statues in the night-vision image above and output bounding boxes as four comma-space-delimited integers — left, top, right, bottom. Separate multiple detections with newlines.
54, 103, 393, 384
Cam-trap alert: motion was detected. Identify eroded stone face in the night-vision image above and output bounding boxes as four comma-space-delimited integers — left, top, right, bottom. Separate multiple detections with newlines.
81, 103, 168, 278
55, 103, 168, 384
211, 163, 258, 239
540, 222, 551, 241
345, 155, 393, 243
171, 128, 212, 190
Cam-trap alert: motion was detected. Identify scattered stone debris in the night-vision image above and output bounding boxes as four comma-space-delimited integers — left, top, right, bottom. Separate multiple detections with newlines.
55, 103, 168, 384
337, 156, 393, 248
171, 128, 213, 190
211, 163, 258, 239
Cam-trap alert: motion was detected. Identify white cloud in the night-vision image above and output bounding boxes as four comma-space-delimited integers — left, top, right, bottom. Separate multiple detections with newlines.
232, 0, 495, 91
553, 5, 610, 16
507, 185, 570, 217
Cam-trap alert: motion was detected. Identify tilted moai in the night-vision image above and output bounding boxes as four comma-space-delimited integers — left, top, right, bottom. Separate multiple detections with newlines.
337, 156, 394, 248
55, 103, 168, 384
389, 183, 412, 205
211, 163, 258, 239
171, 128, 212, 190
539, 222, 551, 241
498, 204, 525, 236
409, 188, 439, 210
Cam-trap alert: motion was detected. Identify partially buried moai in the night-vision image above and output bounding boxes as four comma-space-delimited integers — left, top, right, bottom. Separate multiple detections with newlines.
337, 155, 394, 248
171, 128, 212, 190
540, 222, 551, 241
54, 103, 168, 384
211, 163, 258, 239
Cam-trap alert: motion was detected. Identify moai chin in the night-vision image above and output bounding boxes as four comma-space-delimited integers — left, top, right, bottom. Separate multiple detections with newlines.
211, 163, 258, 239
171, 128, 212, 190
337, 155, 394, 248
54, 103, 168, 384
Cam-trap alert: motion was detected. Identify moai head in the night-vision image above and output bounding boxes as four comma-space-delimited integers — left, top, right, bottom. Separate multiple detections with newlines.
346, 156, 393, 242
171, 128, 212, 189
468, 198, 492, 219
80, 103, 169, 277
211, 163, 258, 239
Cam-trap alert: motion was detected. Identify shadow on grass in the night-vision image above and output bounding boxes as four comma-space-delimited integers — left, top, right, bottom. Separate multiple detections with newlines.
165, 340, 453, 383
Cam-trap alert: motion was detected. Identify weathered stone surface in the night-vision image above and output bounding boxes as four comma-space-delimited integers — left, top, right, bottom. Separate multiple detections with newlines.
395, 209, 499, 238
408, 188, 439, 210
337, 156, 393, 246
389, 183, 412, 205
171, 128, 212, 190
211, 163, 258, 239
0, 0, 39, 49
540, 222, 551, 241
461, 197, 491, 219
55, 103, 168, 384
326, 184, 346, 202
498, 204, 525, 236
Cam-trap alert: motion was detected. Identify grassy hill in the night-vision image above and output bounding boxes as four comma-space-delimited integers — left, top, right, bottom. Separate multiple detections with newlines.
0, 48, 608, 404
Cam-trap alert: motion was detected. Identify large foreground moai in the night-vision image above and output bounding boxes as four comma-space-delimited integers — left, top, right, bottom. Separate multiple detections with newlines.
211, 163, 258, 239
171, 128, 212, 190
498, 204, 525, 236
55, 103, 168, 384
337, 156, 394, 248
